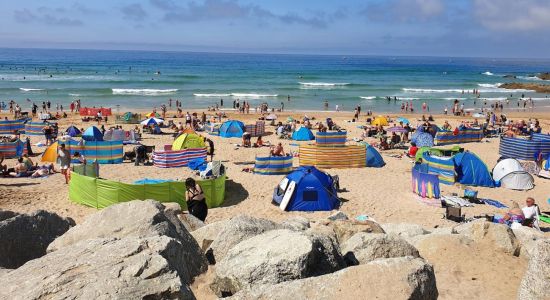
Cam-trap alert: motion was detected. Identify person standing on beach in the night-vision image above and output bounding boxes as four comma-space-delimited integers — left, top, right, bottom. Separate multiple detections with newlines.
169, 98, 172, 108
220, 98, 223, 107
287, 95, 290, 102
335, 104, 339, 112
281, 102, 284, 111
57, 143, 71, 184
324, 100, 329, 110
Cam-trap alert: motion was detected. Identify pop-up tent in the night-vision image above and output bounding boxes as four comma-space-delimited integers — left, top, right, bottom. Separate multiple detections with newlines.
453, 152, 494, 187
82, 126, 103, 141
172, 133, 205, 150
219, 120, 245, 138
292, 127, 315, 141
492, 158, 534, 190
272, 166, 339, 211
66, 126, 81, 137
365, 144, 385, 167
372, 116, 388, 126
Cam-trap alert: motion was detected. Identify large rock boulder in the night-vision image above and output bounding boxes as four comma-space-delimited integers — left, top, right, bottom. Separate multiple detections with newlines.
381, 223, 430, 240
512, 226, 547, 259
518, 239, 550, 300
231, 257, 438, 300
191, 220, 228, 250
0, 236, 196, 299
208, 215, 280, 263
342, 233, 420, 265
0, 210, 74, 268
281, 216, 310, 231
329, 219, 385, 243
211, 229, 346, 297
454, 220, 519, 255
47, 200, 207, 283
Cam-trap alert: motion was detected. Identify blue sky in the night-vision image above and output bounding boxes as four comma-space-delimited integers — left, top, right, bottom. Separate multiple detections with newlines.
1, 0, 549, 58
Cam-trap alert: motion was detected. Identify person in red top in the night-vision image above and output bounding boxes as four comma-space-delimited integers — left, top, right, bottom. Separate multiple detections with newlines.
407, 142, 418, 158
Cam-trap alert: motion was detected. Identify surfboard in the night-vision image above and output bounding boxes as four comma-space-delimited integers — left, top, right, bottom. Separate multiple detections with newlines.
279, 181, 295, 211
278, 177, 289, 191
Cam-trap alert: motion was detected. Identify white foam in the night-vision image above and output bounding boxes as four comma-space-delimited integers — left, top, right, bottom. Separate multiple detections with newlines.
402, 88, 464, 93
69, 93, 81, 97
478, 83, 502, 88
112, 88, 178, 95
19, 88, 45, 92
480, 97, 507, 101
443, 97, 467, 100
359, 96, 376, 100
194, 93, 231, 97
482, 71, 494, 76
517, 76, 542, 81
299, 82, 350, 86
231, 93, 278, 98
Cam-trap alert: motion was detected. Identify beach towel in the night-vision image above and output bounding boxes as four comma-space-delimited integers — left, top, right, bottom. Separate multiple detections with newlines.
441, 195, 474, 207
481, 199, 508, 209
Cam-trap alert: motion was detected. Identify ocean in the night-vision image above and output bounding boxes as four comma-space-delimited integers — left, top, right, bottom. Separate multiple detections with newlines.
1, 48, 549, 113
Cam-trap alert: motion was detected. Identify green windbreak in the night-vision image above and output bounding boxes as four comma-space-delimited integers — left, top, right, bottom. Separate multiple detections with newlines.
69, 172, 224, 210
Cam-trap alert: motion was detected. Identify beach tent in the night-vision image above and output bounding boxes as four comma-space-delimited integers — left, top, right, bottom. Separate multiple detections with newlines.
181, 128, 196, 134
453, 152, 494, 187
292, 127, 315, 141
219, 120, 245, 138
397, 117, 410, 125
66, 126, 81, 137
141, 117, 164, 126
372, 116, 389, 126
145, 112, 161, 118
172, 133, 205, 150
365, 144, 385, 167
411, 132, 434, 148
266, 114, 277, 120
82, 126, 103, 141
41, 142, 58, 162
493, 158, 534, 190
272, 166, 339, 211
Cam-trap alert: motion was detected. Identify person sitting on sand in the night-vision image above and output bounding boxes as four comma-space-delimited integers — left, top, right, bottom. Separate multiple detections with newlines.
22, 154, 37, 172
442, 121, 452, 131
389, 132, 401, 148
254, 135, 264, 147
318, 123, 327, 132
270, 143, 286, 156
493, 201, 525, 226
185, 178, 208, 221
522, 197, 540, 229
31, 163, 55, 178
406, 142, 418, 158
13, 157, 29, 177
378, 136, 390, 150
242, 131, 252, 147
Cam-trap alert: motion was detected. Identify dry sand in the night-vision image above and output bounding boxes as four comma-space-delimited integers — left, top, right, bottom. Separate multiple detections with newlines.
1, 109, 549, 299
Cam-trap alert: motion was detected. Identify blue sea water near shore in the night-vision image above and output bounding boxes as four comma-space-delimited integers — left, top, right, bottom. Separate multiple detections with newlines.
1, 48, 550, 113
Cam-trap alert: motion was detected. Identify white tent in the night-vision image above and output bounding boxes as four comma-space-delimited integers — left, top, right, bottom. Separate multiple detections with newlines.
493, 158, 534, 190
493, 158, 524, 181
265, 114, 278, 121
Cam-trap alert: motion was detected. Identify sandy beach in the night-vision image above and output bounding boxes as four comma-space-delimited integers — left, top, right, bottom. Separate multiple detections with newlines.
1, 107, 549, 299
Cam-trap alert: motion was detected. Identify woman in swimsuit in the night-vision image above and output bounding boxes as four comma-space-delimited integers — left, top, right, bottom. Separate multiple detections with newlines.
185, 178, 208, 221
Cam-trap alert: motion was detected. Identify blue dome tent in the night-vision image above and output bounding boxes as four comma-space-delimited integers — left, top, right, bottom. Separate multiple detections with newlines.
366, 144, 385, 167
453, 152, 495, 187
273, 166, 340, 211
292, 127, 315, 141
219, 120, 245, 138
66, 126, 81, 137
82, 126, 103, 141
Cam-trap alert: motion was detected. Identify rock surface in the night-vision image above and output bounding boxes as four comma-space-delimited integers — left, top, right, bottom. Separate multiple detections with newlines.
454, 219, 519, 255
0, 210, 74, 268
342, 233, 420, 265
499, 82, 550, 93
47, 200, 207, 283
538, 72, 550, 80
0, 236, 196, 300
208, 215, 280, 263
211, 229, 346, 297
281, 216, 310, 231
327, 211, 348, 221
381, 223, 430, 240
512, 226, 547, 258
329, 219, 385, 243
518, 239, 550, 300
230, 257, 438, 300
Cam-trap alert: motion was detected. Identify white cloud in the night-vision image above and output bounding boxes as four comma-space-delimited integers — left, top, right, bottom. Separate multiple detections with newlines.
474, 0, 550, 31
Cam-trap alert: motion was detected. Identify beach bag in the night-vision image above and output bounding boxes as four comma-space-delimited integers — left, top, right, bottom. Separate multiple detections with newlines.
463, 189, 478, 200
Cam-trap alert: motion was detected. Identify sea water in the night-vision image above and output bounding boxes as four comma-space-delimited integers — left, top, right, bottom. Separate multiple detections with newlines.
1, 48, 549, 113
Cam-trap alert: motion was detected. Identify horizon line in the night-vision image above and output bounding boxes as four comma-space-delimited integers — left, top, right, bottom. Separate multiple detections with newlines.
1, 46, 550, 61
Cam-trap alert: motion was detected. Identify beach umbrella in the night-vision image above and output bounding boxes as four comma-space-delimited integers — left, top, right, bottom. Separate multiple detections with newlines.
386, 126, 408, 133
397, 117, 410, 124
140, 117, 164, 126
266, 114, 278, 120
287, 116, 295, 122
41, 141, 58, 163
411, 132, 434, 148
145, 112, 161, 118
